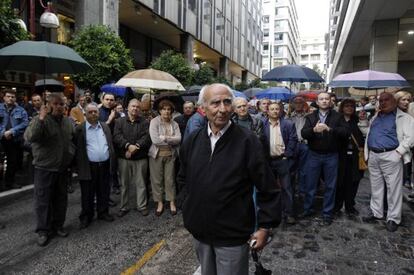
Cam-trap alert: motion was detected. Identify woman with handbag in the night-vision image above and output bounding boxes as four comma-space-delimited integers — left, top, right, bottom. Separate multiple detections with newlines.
334, 98, 366, 216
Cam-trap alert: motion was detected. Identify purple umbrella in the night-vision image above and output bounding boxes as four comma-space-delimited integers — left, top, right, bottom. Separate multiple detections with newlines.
329, 70, 410, 89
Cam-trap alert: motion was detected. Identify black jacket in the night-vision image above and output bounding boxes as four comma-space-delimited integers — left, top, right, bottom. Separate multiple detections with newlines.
74, 122, 117, 181
301, 109, 350, 153
177, 123, 281, 246
113, 116, 151, 160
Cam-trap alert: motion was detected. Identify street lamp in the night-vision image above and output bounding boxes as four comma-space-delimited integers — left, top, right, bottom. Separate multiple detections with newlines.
14, 1, 59, 38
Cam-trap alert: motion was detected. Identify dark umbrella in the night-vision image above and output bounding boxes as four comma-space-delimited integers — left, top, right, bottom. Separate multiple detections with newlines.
243, 88, 263, 98
182, 85, 203, 103
34, 79, 64, 93
101, 83, 128, 97
153, 92, 185, 114
262, 64, 324, 83
0, 41, 91, 74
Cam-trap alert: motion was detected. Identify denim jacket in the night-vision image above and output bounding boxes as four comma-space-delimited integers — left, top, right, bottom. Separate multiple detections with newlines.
0, 103, 29, 140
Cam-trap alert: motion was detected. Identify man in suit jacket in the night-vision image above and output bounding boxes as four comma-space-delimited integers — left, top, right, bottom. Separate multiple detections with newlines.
75, 103, 116, 229
70, 95, 86, 125
263, 102, 298, 225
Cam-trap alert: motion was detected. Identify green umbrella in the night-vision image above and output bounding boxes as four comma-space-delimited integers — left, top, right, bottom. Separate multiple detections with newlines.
0, 41, 91, 74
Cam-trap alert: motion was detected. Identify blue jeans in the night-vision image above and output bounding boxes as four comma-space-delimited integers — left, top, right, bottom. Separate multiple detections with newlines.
269, 158, 292, 217
297, 143, 309, 194
303, 151, 338, 218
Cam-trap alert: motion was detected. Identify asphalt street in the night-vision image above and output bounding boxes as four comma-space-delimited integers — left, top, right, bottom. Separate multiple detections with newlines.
1, 175, 414, 274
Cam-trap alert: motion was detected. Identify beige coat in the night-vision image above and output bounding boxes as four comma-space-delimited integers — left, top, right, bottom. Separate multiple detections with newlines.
148, 116, 181, 159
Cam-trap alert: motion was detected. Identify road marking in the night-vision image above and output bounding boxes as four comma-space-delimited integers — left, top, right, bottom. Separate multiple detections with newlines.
121, 239, 166, 275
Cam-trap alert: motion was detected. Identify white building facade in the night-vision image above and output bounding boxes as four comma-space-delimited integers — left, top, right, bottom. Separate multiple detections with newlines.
261, 0, 300, 77
299, 36, 327, 76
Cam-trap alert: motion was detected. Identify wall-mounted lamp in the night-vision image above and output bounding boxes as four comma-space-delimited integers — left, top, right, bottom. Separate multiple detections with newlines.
134, 4, 141, 15
152, 14, 158, 24
39, 2, 60, 29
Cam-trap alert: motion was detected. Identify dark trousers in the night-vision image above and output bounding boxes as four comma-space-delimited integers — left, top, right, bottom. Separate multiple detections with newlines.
304, 151, 338, 218
296, 143, 309, 195
79, 160, 110, 222
2, 139, 22, 185
270, 157, 292, 217
34, 168, 68, 233
335, 154, 360, 212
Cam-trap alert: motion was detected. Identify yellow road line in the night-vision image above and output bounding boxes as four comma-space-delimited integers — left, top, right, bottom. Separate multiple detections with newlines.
121, 239, 166, 275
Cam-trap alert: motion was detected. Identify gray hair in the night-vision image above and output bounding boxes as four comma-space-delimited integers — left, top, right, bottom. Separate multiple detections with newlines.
85, 103, 98, 112
128, 98, 140, 107
233, 97, 248, 107
198, 83, 234, 106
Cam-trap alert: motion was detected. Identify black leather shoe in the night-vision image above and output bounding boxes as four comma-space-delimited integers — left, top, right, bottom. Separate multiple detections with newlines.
386, 220, 398, 232
362, 214, 382, 223
37, 233, 49, 246
139, 209, 149, 216
54, 228, 69, 238
117, 209, 129, 217
98, 213, 115, 222
298, 210, 314, 219
345, 208, 359, 216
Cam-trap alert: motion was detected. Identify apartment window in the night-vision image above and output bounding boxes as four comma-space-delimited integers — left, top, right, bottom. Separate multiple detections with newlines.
263, 29, 269, 37
263, 16, 269, 23
275, 8, 279, 15
274, 46, 281, 54
225, 20, 231, 41
216, 10, 224, 35
263, 44, 269, 51
275, 33, 283, 41
301, 45, 307, 51
311, 54, 320, 61
274, 21, 281, 29
203, 0, 212, 25
301, 55, 309, 61
188, 0, 197, 13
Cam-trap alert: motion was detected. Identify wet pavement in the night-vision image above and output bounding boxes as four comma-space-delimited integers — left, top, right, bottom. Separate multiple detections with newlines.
0, 174, 413, 274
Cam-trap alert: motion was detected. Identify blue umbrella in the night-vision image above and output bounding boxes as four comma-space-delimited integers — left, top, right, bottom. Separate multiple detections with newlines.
232, 90, 248, 99
101, 83, 128, 97
256, 87, 293, 101
262, 64, 324, 83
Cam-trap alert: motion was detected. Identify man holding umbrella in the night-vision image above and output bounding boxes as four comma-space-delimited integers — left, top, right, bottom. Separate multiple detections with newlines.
24, 93, 75, 246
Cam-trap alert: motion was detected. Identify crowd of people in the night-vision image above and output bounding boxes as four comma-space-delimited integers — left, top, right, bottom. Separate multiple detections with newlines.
0, 83, 413, 274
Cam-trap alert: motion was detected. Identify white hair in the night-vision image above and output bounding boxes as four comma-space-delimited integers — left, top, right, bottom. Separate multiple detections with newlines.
198, 83, 234, 106
233, 97, 248, 107
85, 102, 98, 111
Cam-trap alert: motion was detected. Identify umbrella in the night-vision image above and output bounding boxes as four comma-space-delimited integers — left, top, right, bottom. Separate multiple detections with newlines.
153, 92, 185, 114
296, 90, 323, 101
232, 90, 248, 99
262, 64, 324, 83
329, 70, 410, 89
101, 83, 129, 97
34, 79, 64, 93
115, 69, 185, 92
0, 41, 91, 74
185, 85, 203, 96
256, 87, 293, 101
243, 88, 263, 98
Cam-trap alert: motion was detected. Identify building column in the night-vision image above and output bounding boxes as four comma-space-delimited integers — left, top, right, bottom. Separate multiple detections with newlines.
241, 70, 248, 85
219, 57, 229, 80
180, 33, 194, 66
369, 19, 399, 72
75, 0, 119, 34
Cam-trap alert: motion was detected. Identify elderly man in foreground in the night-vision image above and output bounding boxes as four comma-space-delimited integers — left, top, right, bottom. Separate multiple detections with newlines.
364, 92, 414, 232
178, 83, 281, 275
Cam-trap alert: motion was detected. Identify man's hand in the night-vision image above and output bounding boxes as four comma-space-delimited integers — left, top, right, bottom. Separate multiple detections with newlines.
107, 109, 116, 124
39, 104, 49, 121
313, 122, 329, 133
249, 228, 269, 251
128, 144, 139, 154
125, 151, 132, 159
3, 130, 12, 140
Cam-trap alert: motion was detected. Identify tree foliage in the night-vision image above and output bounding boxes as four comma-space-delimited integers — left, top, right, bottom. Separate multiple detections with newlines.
150, 50, 194, 87
69, 25, 133, 92
192, 64, 214, 85
0, 0, 30, 48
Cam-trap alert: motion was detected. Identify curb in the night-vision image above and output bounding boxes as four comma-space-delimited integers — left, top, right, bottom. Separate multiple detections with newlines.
0, 185, 33, 206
